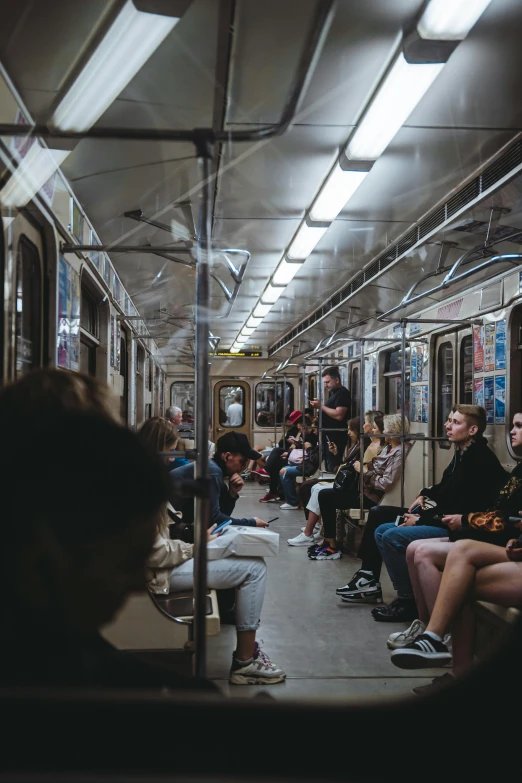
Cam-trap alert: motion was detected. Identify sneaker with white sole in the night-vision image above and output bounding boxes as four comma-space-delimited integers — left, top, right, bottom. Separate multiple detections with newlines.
340, 585, 382, 603
280, 503, 300, 510
309, 544, 341, 560
336, 569, 379, 597
288, 532, 315, 546
390, 632, 452, 669
301, 524, 322, 541
387, 619, 427, 650
229, 643, 286, 685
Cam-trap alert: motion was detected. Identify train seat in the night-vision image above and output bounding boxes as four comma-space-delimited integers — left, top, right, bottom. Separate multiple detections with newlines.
474, 600, 521, 662
101, 589, 220, 651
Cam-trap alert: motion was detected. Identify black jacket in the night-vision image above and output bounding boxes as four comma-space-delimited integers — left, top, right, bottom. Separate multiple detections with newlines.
417, 436, 507, 528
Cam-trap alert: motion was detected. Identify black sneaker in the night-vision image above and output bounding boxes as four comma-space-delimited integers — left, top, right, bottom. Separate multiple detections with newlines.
340, 585, 383, 603
372, 597, 418, 623
336, 570, 377, 596
391, 632, 452, 669
412, 673, 455, 696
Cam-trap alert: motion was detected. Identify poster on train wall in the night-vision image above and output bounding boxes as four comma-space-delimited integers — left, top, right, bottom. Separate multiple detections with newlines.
411, 386, 422, 423
495, 375, 506, 424
495, 320, 506, 370
110, 315, 115, 367
411, 347, 418, 383
484, 323, 495, 372
484, 376, 495, 425
474, 377, 484, 408
57, 256, 80, 371
411, 345, 429, 383
421, 385, 429, 423
473, 325, 484, 373
364, 357, 373, 413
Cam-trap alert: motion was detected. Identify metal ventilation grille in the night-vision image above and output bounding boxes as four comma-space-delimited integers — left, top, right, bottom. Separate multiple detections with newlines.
269, 137, 522, 357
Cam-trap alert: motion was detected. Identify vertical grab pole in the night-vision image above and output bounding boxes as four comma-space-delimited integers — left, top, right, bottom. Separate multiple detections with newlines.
273, 376, 278, 450
400, 320, 407, 509
359, 340, 365, 521
193, 138, 214, 680
302, 363, 307, 483
282, 373, 288, 444
318, 358, 324, 474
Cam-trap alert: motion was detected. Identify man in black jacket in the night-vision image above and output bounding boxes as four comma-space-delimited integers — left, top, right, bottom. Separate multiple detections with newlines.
338, 405, 507, 621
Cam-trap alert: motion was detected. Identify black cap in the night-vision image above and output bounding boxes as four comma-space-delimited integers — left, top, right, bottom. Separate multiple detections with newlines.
216, 432, 261, 461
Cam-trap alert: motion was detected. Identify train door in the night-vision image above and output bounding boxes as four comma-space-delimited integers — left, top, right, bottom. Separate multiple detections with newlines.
433, 333, 457, 481
213, 381, 250, 444
9, 215, 45, 379
119, 327, 129, 424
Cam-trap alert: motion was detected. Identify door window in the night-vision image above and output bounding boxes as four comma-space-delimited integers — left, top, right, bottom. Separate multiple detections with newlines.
437, 341, 454, 435
255, 382, 294, 426
220, 386, 245, 427
460, 335, 473, 404
15, 236, 42, 378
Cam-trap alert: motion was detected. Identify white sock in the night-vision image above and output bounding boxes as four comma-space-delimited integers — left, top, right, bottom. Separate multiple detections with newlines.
424, 630, 443, 643
359, 570, 374, 578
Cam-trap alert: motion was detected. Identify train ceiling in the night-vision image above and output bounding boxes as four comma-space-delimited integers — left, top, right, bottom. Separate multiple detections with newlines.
1, 0, 522, 360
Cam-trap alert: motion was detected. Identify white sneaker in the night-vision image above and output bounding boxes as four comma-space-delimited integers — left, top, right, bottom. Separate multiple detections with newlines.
288, 532, 314, 546
387, 619, 426, 650
229, 645, 286, 685
280, 503, 299, 510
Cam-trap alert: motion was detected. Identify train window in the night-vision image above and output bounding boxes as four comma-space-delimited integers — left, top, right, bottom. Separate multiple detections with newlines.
437, 341, 454, 434
219, 386, 245, 427
80, 287, 98, 338
15, 236, 42, 378
383, 346, 410, 415
255, 382, 294, 426
120, 329, 128, 423
171, 381, 195, 417
79, 286, 99, 376
460, 335, 473, 404
308, 376, 317, 404
351, 365, 359, 418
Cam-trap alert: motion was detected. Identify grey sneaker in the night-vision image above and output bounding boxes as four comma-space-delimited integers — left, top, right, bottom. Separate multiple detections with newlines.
387, 619, 427, 650
229, 643, 286, 685
412, 672, 455, 696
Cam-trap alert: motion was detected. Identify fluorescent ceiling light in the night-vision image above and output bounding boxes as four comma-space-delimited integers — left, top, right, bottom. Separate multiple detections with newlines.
418, 0, 492, 40
309, 165, 369, 222
246, 315, 263, 329
0, 144, 69, 207
261, 284, 285, 304
230, 347, 240, 354
253, 302, 273, 318
234, 338, 247, 347
52, 0, 179, 132
240, 326, 256, 337
345, 53, 443, 160
272, 257, 304, 286
287, 222, 328, 260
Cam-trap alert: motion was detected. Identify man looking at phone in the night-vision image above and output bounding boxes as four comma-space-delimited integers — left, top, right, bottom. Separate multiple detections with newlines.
310, 366, 351, 472
170, 432, 269, 531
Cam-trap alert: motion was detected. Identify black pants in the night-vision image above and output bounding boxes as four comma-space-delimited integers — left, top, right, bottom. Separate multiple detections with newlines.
318, 487, 374, 539
323, 430, 348, 472
357, 504, 406, 580
265, 447, 287, 494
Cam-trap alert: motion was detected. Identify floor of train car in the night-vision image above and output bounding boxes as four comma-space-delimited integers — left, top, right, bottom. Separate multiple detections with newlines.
208, 485, 443, 700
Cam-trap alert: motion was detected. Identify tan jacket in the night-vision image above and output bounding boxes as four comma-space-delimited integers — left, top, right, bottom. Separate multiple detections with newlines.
363, 444, 406, 504
145, 526, 194, 594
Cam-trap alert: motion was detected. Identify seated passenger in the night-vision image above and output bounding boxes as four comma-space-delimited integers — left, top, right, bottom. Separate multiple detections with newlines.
0, 369, 214, 692
259, 410, 303, 503
141, 417, 190, 469
165, 405, 183, 427
390, 411, 522, 652
287, 416, 369, 546
278, 416, 319, 510
339, 404, 507, 623
389, 536, 522, 679
308, 414, 408, 561
170, 431, 269, 536
141, 418, 285, 686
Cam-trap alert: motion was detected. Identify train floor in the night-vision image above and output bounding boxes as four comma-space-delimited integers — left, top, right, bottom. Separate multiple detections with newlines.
208, 485, 443, 701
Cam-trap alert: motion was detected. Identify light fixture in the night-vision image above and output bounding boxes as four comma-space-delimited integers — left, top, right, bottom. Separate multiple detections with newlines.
246, 315, 263, 329
418, 0, 492, 40
345, 52, 444, 160
309, 164, 369, 222
240, 326, 256, 337
260, 284, 285, 304
52, 0, 181, 132
234, 339, 247, 348
272, 257, 304, 286
287, 221, 328, 260
230, 347, 240, 354
253, 302, 273, 318
0, 144, 70, 207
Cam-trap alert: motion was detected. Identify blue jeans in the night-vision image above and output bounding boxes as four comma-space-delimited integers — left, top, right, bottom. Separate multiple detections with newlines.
375, 522, 448, 600
280, 465, 302, 506
169, 556, 266, 632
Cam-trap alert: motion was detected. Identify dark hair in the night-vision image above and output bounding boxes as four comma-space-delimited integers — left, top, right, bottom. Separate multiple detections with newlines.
347, 417, 360, 437
322, 366, 341, 380
373, 415, 384, 433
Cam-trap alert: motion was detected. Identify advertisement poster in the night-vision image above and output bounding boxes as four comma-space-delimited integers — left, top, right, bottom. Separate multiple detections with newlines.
115, 320, 121, 372
411, 347, 418, 383
421, 385, 429, 423
421, 344, 429, 382
495, 375, 506, 424
495, 320, 506, 370
410, 386, 422, 423
56, 256, 80, 370
473, 325, 484, 373
348, 344, 354, 359
474, 377, 484, 408
364, 358, 373, 413
484, 323, 495, 372
484, 376, 494, 425
110, 315, 115, 367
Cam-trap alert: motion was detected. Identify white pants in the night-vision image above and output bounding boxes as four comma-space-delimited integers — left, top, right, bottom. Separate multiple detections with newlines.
306, 482, 333, 516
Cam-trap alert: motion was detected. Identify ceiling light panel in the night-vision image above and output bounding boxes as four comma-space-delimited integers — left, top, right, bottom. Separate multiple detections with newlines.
418, 0, 492, 40
0, 144, 69, 207
345, 53, 443, 161
287, 223, 328, 260
52, 0, 179, 132
309, 165, 369, 222
253, 302, 273, 318
240, 326, 256, 337
271, 257, 303, 286
246, 315, 263, 329
261, 284, 285, 304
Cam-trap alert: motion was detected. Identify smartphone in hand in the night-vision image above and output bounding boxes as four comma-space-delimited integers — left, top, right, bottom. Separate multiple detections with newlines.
213, 519, 232, 536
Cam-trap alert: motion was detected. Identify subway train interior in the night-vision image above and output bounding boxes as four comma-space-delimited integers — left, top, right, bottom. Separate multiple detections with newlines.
2, 0, 522, 778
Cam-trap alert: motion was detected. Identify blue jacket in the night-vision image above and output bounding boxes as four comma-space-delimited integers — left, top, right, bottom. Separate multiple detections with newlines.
169, 456, 256, 528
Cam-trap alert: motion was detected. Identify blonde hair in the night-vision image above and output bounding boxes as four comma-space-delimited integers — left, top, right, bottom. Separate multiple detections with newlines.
383, 413, 410, 436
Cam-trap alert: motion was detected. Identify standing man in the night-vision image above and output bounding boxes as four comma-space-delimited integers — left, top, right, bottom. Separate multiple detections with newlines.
227, 393, 244, 427
311, 366, 351, 472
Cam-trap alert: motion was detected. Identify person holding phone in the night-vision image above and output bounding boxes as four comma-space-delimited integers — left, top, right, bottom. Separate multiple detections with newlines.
259, 410, 303, 503
310, 366, 351, 472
